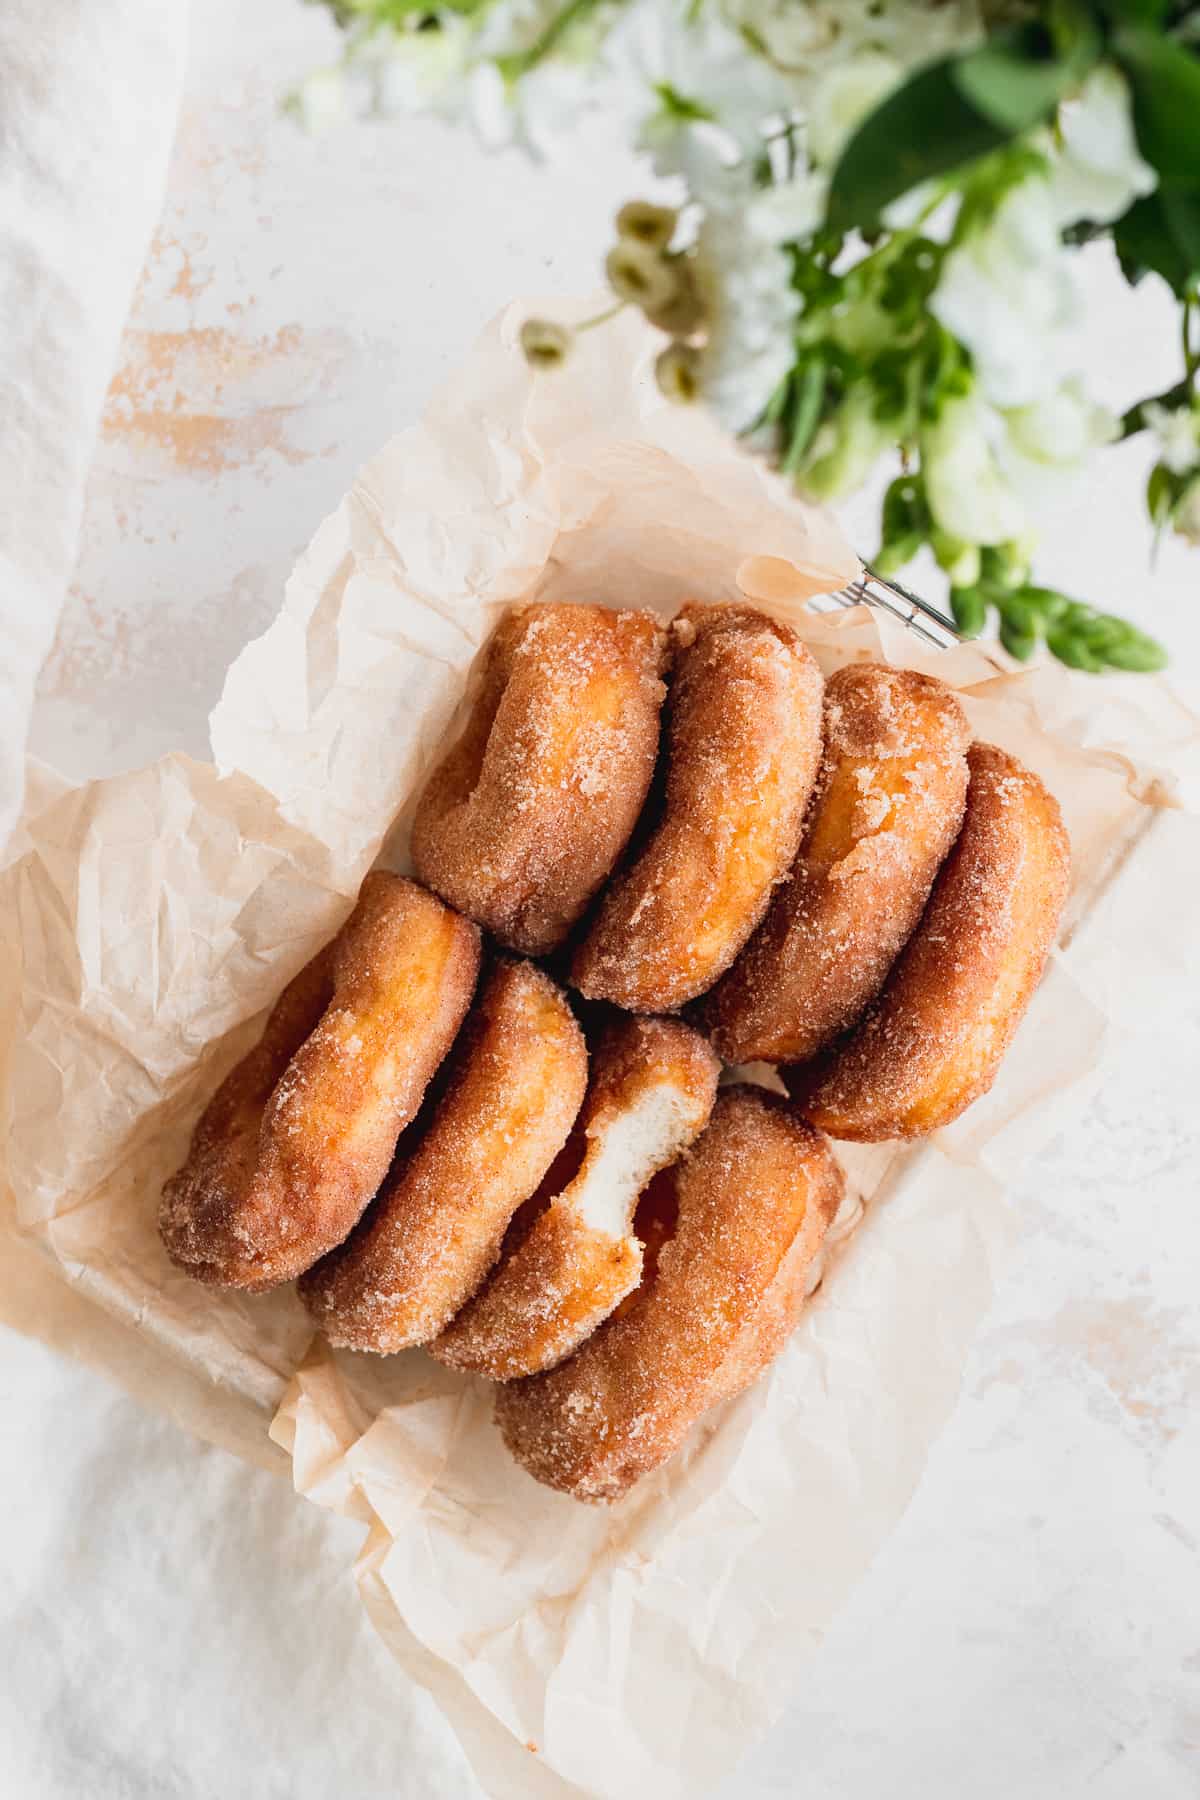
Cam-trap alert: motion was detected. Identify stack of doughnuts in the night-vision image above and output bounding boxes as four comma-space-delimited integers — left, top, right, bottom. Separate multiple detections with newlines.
163, 599, 1070, 1502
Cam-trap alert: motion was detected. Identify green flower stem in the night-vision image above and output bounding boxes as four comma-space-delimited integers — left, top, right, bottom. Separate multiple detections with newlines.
576, 301, 626, 331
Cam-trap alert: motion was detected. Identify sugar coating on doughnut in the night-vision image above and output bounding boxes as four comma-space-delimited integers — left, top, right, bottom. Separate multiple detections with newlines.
159, 873, 481, 1291
702, 662, 971, 1064
571, 602, 824, 1012
299, 958, 587, 1352
411, 604, 668, 955
495, 1087, 845, 1503
789, 742, 1070, 1140
431, 1015, 719, 1380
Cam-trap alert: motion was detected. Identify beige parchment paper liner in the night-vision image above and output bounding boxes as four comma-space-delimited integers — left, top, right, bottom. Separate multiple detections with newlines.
3, 304, 1199, 1798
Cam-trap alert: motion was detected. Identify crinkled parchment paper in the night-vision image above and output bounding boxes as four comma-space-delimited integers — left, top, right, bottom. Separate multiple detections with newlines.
3, 305, 1199, 1799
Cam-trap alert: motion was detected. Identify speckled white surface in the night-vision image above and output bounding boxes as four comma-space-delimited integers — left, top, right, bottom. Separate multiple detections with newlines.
4, 3, 1199, 1796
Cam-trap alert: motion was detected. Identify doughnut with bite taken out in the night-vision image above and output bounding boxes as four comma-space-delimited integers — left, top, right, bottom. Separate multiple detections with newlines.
495, 1086, 844, 1503
430, 1013, 719, 1380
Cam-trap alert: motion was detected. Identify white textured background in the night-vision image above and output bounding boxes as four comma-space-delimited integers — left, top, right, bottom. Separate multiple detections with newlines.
3, 3, 1198, 1796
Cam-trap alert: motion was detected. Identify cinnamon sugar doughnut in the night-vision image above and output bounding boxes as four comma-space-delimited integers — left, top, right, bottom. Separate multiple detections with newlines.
702, 663, 971, 1064
299, 959, 587, 1352
496, 1087, 844, 1503
571, 603, 824, 1012
789, 743, 1070, 1140
431, 1015, 719, 1380
159, 874, 480, 1292
411, 604, 668, 955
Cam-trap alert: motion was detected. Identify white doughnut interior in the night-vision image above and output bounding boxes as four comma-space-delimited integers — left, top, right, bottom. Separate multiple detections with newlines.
573, 1079, 709, 1240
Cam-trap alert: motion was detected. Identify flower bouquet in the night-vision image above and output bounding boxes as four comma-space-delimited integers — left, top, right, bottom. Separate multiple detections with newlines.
295, 0, 1200, 672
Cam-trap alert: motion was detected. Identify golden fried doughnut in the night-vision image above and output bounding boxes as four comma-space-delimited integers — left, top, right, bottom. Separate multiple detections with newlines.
788, 743, 1070, 1140
571, 603, 823, 1012
159, 874, 481, 1291
430, 1014, 719, 1380
702, 663, 971, 1064
495, 1087, 844, 1503
411, 603, 667, 955
298, 959, 587, 1352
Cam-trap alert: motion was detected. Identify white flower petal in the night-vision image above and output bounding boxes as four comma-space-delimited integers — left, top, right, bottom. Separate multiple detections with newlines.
1004, 380, 1117, 467
466, 62, 517, 149
750, 171, 828, 243
287, 68, 347, 135
881, 181, 961, 242
931, 177, 1080, 407
1144, 400, 1200, 476
695, 201, 800, 434
604, 0, 791, 157
807, 52, 900, 166
924, 390, 1027, 545
1051, 67, 1156, 227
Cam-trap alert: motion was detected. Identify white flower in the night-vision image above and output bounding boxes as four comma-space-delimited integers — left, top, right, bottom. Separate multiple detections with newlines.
465, 61, 517, 148
1004, 379, 1117, 467
285, 66, 347, 134
694, 195, 800, 434
367, 18, 475, 119
721, 0, 840, 70
997, 379, 1116, 521
880, 180, 961, 243
1144, 400, 1200, 476
751, 169, 828, 242
807, 52, 901, 165
923, 387, 1027, 546
604, 0, 791, 168
1050, 67, 1156, 228
474, 0, 559, 60
645, 116, 746, 203
721, 0, 981, 97
931, 175, 1079, 407
513, 59, 594, 154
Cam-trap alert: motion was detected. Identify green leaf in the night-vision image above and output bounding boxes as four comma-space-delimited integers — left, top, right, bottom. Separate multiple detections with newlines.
1046, 626, 1104, 670
1016, 584, 1071, 622
880, 473, 930, 544
1097, 1, 1171, 22
1147, 460, 1181, 522
1112, 192, 1195, 294
759, 374, 793, 432
1044, 597, 1169, 672
954, 20, 1099, 135
1161, 188, 1200, 273
1104, 624, 1170, 671
781, 357, 827, 477
873, 532, 925, 576
980, 543, 1028, 590
950, 585, 989, 637
827, 60, 1011, 232
999, 614, 1039, 661
1115, 26, 1200, 184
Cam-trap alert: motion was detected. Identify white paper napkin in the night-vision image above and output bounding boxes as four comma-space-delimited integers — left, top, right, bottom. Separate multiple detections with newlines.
0, 0, 188, 851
